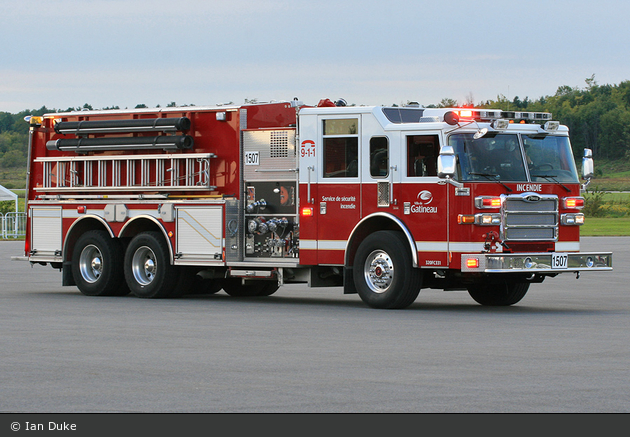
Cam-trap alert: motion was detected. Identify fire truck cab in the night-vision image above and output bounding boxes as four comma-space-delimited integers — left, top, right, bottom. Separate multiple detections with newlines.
19, 99, 612, 309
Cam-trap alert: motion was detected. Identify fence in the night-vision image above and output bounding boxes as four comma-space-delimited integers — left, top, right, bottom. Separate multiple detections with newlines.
1, 212, 27, 239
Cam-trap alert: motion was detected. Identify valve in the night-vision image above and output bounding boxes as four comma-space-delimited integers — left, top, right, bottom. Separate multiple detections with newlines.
246, 199, 267, 213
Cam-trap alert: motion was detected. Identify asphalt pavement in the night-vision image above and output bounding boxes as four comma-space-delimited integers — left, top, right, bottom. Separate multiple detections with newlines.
0, 237, 628, 414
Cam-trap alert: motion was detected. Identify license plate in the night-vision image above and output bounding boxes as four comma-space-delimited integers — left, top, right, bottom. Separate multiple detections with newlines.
551, 252, 568, 269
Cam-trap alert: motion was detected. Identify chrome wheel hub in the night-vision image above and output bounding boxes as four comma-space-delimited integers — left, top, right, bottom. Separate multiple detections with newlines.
364, 250, 394, 293
132, 246, 157, 286
79, 244, 103, 283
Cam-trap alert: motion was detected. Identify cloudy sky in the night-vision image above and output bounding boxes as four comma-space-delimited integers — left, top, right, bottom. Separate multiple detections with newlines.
1, 0, 628, 112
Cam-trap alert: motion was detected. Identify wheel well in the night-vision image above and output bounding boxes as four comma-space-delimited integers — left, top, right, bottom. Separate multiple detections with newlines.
119, 216, 165, 240
63, 217, 113, 264
119, 217, 173, 261
65, 216, 171, 264
345, 214, 417, 268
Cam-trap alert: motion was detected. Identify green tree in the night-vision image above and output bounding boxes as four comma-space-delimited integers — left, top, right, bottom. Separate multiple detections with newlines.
0, 112, 14, 132
0, 149, 26, 168
437, 98, 458, 108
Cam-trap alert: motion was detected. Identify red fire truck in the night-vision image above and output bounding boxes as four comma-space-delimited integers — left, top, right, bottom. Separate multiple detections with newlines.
18, 98, 612, 309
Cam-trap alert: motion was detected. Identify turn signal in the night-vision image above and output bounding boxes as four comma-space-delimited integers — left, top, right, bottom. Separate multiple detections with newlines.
475, 196, 501, 209
458, 214, 475, 224
563, 197, 585, 209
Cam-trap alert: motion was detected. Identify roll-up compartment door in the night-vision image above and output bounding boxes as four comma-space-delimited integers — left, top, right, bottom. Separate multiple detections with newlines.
175, 206, 224, 264
30, 206, 62, 259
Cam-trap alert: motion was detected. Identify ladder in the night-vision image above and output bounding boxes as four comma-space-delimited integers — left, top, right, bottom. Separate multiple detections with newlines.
34, 153, 217, 192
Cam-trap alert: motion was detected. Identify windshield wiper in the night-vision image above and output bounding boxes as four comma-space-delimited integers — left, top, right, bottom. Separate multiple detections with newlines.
469, 172, 513, 192
530, 174, 571, 192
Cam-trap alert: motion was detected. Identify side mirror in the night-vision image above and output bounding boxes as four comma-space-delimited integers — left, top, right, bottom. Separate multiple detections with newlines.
437, 145, 457, 179
582, 148, 594, 180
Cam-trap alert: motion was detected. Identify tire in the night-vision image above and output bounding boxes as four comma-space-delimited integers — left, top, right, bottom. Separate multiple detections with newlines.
124, 232, 179, 298
353, 230, 422, 309
467, 281, 530, 306
256, 281, 280, 297
71, 230, 129, 296
222, 279, 279, 297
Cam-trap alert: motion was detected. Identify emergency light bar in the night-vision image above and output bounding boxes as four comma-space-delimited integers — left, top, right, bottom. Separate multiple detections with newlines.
46, 135, 194, 152
444, 109, 553, 125
53, 117, 191, 135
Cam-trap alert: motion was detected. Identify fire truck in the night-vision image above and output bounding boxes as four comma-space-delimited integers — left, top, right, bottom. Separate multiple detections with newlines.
18, 98, 612, 309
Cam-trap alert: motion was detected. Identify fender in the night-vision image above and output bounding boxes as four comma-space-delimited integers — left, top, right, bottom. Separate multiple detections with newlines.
345, 212, 418, 268
63, 214, 115, 260
119, 215, 175, 263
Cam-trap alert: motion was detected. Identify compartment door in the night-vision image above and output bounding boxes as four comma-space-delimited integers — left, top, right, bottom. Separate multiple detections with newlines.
175, 206, 224, 264
30, 206, 62, 261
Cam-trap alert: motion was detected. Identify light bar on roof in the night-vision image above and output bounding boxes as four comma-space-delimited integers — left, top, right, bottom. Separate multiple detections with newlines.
453, 109, 552, 123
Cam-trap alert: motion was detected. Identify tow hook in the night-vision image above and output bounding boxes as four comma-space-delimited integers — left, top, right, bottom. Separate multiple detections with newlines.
483, 231, 509, 253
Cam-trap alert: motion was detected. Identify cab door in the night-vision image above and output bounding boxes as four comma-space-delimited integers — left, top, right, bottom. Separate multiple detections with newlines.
360, 112, 401, 217
400, 132, 450, 268
315, 115, 361, 265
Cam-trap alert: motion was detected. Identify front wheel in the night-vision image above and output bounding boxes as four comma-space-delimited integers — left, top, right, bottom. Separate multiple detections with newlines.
124, 232, 179, 298
353, 231, 422, 309
467, 281, 530, 306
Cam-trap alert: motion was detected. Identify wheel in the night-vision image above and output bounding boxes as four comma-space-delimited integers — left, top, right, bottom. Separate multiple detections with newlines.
467, 281, 530, 306
256, 281, 280, 297
124, 232, 179, 298
222, 279, 279, 297
71, 230, 129, 296
353, 230, 422, 309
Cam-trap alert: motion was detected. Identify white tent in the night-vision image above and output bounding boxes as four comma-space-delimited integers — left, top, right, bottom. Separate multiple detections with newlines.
0, 184, 18, 212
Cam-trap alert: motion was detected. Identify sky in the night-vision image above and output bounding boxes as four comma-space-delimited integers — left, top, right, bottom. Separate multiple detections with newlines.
1, 0, 629, 113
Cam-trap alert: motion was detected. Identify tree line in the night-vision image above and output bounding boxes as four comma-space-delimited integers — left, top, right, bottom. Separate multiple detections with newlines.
2, 76, 629, 171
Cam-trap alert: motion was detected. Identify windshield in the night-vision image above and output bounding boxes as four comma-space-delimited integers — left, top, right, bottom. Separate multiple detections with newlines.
448, 133, 579, 183
523, 135, 579, 183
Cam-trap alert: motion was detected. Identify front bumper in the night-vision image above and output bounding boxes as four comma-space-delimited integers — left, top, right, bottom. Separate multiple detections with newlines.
460, 252, 613, 274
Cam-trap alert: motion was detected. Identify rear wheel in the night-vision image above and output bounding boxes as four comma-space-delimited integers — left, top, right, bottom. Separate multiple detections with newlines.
124, 232, 179, 298
353, 231, 422, 309
72, 230, 129, 296
467, 281, 530, 306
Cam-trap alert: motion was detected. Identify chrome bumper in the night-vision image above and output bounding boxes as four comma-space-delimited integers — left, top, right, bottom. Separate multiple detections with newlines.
461, 252, 613, 273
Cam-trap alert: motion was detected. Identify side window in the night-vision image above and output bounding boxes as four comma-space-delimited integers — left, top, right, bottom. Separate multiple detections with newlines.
323, 118, 358, 178
407, 135, 439, 177
370, 137, 389, 178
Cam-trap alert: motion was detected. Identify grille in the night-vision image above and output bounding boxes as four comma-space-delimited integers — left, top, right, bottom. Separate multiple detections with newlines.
502, 193, 558, 241
377, 181, 390, 207
270, 131, 289, 158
